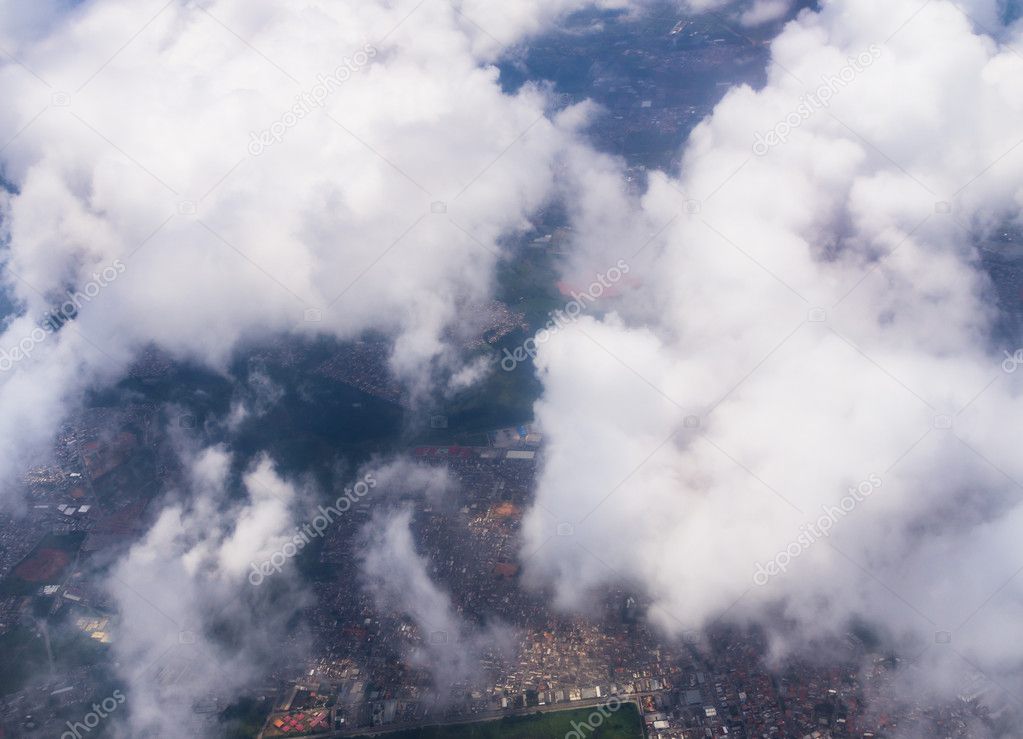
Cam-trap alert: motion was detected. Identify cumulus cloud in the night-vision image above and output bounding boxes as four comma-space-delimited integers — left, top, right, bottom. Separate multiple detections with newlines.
661, 0, 800, 25
105, 446, 311, 738
523, 0, 1023, 721
446, 353, 494, 394
361, 507, 513, 692
455, 0, 635, 54
0, 0, 617, 499
225, 364, 284, 432
5, 0, 1021, 731
739, 0, 797, 26
369, 456, 458, 504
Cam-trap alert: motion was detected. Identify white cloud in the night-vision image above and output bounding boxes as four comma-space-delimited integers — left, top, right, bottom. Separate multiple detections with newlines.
369, 456, 458, 504
105, 446, 311, 738
361, 507, 513, 692
5, 0, 1022, 729
523, 0, 1023, 718
0, 0, 615, 493
739, 0, 795, 27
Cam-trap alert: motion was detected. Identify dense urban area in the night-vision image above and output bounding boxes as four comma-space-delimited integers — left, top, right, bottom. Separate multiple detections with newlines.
0, 342, 1012, 737
0, 3, 1021, 739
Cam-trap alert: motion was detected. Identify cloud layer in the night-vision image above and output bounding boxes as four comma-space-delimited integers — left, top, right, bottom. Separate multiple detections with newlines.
106, 446, 311, 738
522, 0, 1023, 717
6, 0, 1023, 732
0, 0, 616, 494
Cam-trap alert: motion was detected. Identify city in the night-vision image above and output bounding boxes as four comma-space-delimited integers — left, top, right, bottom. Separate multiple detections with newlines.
0, 0, 1021, 737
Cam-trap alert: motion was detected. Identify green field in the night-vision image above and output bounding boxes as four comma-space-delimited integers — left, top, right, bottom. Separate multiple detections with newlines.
355, 703, 644, 739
